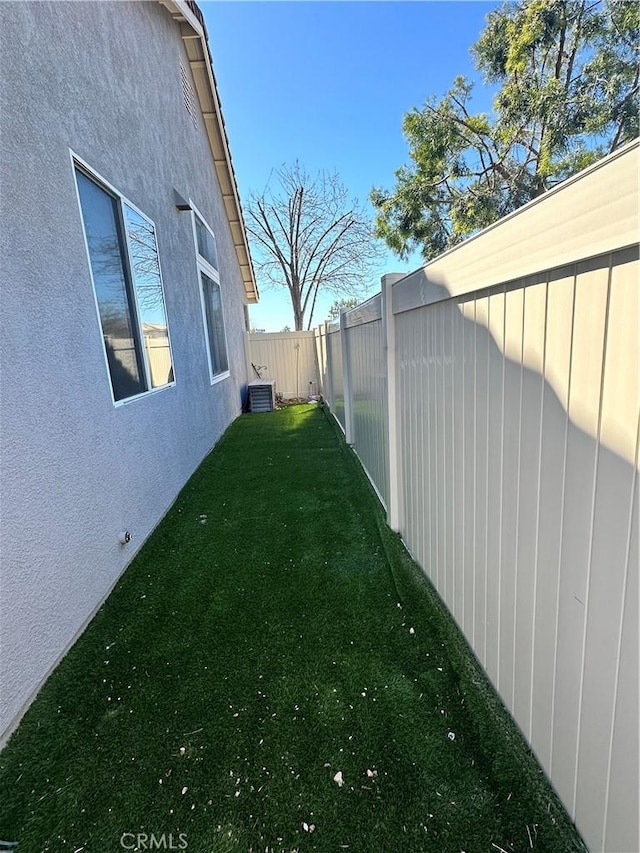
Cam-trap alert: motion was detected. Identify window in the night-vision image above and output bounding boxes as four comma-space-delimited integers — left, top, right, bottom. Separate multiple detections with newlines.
195, 217, 218, 269
192, 210, 229, 382
201, 271, 229, 376
74, 162, 174, 403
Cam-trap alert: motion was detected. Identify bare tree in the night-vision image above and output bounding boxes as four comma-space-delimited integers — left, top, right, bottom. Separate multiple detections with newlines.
245, 162, 383, 330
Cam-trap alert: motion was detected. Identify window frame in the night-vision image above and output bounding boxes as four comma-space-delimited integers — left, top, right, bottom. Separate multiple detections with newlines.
190, 204, 230, 385
70, 151, 176, 406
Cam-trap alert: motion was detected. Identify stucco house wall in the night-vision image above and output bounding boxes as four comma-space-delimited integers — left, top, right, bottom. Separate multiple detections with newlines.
0, 1, 253, 743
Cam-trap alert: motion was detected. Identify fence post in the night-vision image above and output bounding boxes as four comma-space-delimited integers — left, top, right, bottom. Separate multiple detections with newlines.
324, 323, 332, 409
319, 322, 329, 399
243, 328, 253, 384
340, 309, 354, 445
382, 273, 406, 533
313, 326, 321, 397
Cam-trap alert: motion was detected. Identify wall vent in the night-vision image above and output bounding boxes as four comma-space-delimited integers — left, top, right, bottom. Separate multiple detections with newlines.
248, 380, 276, 413
180, 60, 198, 129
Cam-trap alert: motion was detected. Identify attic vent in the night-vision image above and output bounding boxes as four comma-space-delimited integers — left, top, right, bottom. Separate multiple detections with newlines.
248, 380, 276, 413
180, 60, 198, 128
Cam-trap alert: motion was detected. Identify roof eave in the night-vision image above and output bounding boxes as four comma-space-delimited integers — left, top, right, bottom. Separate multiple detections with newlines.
159, 0, 259, 304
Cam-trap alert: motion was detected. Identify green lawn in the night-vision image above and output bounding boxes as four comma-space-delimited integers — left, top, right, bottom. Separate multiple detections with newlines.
0, 405, 586, 853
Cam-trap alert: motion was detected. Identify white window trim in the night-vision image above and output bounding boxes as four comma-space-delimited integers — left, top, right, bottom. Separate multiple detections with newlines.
189, 202, 230, 386
70, 150, 176, 407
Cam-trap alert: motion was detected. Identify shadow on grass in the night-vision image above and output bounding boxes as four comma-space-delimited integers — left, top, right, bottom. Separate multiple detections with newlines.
0, 405, 586, 853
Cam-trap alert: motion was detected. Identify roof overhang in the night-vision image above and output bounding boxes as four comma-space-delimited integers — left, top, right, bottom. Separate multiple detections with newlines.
158, 0, 259, 304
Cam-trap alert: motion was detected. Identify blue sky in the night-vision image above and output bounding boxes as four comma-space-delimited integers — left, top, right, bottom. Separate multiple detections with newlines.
201, 1, 500, 331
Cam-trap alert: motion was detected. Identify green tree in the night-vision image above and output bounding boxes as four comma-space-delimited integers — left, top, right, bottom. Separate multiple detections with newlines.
246, 162, 382, 331
326, 297, 359, 322
371, 0, 639, 261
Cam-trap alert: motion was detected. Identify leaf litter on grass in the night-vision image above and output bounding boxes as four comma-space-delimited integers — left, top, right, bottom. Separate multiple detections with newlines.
0, 406, 586, 853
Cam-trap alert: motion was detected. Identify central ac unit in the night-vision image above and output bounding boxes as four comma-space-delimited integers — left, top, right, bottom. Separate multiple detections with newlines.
248, 379, 276, 413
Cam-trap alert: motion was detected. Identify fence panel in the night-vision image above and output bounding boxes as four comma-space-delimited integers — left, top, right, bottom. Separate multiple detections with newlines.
394, 245, 638, 852
314, 325, 327, 397
246, 331, 319, 399
326, 327, 344, 430
320, 141, 639, 853
345, 300, 388, 507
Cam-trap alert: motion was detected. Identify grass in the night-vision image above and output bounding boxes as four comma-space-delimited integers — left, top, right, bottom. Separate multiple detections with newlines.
0, 404, 586, 853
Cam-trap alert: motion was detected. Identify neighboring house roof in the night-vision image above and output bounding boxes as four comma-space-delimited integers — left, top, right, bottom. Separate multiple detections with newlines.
159, 0, 259, 304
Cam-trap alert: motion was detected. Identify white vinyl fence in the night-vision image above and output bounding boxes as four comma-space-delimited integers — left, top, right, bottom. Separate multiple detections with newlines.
107, 335, 173, 388
324, 324, 345, 430
245, 330, 319, 399
317, 139, 639, 853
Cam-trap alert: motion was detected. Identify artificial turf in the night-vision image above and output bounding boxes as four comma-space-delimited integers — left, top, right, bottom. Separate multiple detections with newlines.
0, 404, 586, 853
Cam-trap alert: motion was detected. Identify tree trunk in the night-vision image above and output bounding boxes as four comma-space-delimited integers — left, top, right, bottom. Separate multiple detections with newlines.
291, 287, 303, 330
